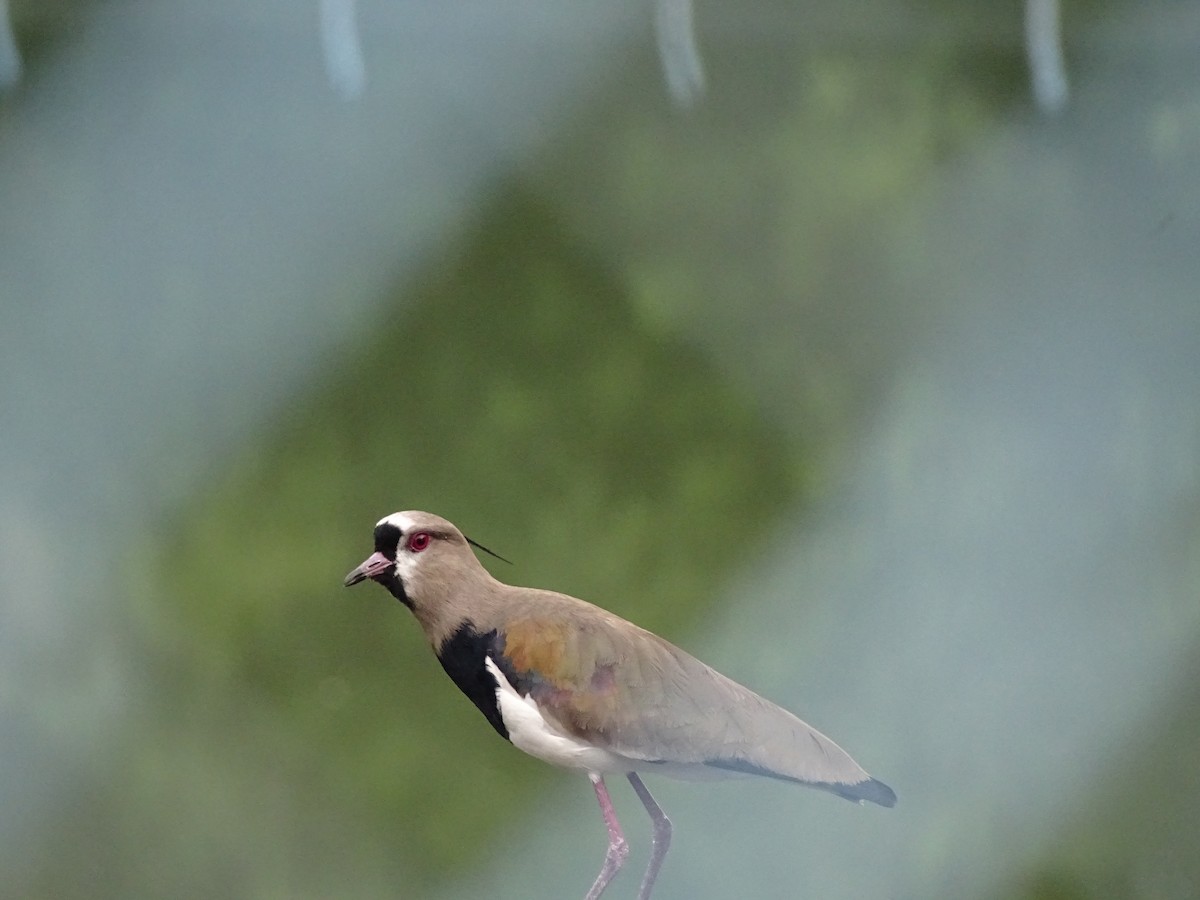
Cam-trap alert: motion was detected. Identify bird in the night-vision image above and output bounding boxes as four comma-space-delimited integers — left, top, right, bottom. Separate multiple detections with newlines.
344, 510, 895, 899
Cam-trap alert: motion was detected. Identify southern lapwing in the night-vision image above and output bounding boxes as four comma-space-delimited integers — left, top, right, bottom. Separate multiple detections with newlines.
344, 511, 895, 899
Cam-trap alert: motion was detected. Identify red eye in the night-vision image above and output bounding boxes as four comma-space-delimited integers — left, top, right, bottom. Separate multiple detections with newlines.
407, 532, 431, 553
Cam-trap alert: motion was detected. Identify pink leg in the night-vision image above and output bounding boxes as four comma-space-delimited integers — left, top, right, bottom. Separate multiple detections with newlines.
627, 773, 672, 900
584, 773, 629, 900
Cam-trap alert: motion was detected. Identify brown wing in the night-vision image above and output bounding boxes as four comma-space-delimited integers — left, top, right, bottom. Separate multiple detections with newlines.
493, 596, 893, 804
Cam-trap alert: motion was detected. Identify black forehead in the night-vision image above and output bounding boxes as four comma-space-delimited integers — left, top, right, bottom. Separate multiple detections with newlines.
373, 522, 403, 558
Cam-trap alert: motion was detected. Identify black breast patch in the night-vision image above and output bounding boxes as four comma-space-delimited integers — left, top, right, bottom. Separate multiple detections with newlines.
436, 624, 523, 741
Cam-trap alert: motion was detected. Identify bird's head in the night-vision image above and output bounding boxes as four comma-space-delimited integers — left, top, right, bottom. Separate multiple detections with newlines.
343, 510, 503, 611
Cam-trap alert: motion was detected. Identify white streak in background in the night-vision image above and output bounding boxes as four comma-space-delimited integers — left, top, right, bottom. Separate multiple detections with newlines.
0, 0, 22, 91
319, 0, 366, 100
1025, 0, 1069, 114
654, 0, 705, 107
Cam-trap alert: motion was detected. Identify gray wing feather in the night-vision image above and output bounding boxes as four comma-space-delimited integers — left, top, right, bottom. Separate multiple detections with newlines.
595, 625, 895, 805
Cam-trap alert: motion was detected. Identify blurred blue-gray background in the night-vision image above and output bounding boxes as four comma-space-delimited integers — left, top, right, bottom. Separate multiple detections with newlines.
2, 1, 1198, 898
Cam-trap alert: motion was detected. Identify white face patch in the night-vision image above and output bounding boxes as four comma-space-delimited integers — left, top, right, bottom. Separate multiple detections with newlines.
392, 550, 419, 583
484, 656, 627, 774
376, 511, 417, 533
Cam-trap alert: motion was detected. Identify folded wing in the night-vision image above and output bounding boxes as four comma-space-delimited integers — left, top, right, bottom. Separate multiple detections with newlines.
493, 600, 895, 807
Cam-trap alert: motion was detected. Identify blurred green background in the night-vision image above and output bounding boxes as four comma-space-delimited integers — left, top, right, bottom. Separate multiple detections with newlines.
2, 1, 1199, 898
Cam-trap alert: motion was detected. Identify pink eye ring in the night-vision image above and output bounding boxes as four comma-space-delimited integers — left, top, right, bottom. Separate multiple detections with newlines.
407, 532, 431, 553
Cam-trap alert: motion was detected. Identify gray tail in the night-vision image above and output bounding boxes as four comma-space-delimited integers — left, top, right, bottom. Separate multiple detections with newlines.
706, 758, 897, 807
828, 776, 896, 807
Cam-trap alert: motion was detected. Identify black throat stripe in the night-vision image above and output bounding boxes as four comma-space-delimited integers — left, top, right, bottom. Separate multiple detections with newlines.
379, 572, 410, 609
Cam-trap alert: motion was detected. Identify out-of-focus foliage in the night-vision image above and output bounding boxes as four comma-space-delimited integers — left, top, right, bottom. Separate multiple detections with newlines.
47, 193, 806, 896
19, 5, 1195, 897
544, 49, 992, 455
16, 33, 1007, 898
999, 647, 1200, 900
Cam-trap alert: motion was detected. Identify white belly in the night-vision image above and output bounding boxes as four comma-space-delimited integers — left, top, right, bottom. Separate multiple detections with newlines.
485, 656, 629, 774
